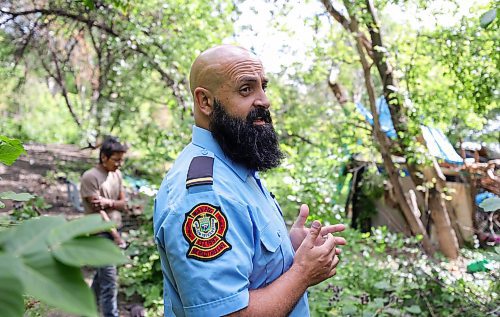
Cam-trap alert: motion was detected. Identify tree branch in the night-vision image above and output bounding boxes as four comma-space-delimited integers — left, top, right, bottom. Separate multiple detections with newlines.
320, 0, 373, 57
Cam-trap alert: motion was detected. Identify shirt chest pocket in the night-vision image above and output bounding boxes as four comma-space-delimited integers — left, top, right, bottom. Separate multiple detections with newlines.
259, 221, 285, 286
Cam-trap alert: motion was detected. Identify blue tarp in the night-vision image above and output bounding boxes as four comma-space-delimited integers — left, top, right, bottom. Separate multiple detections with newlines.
421, 126, 464, 165
356, 97, 463, 165
356, 97, 397, 139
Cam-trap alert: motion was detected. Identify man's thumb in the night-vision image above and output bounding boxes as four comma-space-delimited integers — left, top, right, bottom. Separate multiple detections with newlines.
306, 220, 321, 244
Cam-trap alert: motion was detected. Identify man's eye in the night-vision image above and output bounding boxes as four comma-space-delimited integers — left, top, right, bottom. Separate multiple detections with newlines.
262, 84, 268, 92
240, 87, 251, 93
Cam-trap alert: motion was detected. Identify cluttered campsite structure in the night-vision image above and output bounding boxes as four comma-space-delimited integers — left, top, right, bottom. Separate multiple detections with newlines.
345, 97, 499, 250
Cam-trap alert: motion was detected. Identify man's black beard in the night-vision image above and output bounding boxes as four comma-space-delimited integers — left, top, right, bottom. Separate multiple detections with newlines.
209, 99, 284, 172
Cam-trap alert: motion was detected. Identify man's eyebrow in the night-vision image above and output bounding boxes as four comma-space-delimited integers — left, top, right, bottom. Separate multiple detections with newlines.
237, 76, 269, 85
238, 76, 258, 84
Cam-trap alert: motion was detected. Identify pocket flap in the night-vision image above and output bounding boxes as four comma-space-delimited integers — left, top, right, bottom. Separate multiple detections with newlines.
259, 222, 283, 253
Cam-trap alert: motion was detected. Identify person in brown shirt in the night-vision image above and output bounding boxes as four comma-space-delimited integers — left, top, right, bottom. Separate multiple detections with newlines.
80, 136, 128, 317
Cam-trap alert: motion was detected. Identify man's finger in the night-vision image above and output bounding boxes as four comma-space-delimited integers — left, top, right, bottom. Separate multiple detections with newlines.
292, 204, 309, 228
319, 224, 346, 236
333, 237, 347, 246
304, 220, 321, 247
320, 233, 336, 252
331, 255, 340, 269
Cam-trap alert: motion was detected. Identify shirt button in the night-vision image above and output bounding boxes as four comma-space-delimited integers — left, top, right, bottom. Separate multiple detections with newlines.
277, 230, 281, 237
201, 149, 208, 155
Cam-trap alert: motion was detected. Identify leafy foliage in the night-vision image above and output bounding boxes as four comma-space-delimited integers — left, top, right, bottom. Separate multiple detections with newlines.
0, 214, 129, 316
309, 228, 499, 316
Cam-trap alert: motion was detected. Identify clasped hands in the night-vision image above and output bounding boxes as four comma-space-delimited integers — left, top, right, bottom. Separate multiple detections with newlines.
289, 204, 346, 286
90, 196, 114, 211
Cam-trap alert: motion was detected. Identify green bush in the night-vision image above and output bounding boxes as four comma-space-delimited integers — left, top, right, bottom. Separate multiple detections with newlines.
309, 227, 499, 317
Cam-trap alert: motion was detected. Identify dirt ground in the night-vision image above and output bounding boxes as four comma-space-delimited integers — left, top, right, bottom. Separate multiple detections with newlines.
0, 143, 142, 317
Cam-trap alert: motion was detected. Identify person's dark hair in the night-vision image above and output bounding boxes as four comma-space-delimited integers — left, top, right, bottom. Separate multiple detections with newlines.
99, 136, 128, 163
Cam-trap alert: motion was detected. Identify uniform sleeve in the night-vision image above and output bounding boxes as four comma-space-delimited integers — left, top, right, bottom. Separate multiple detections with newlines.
80, 171, 100, 199
159, 190, 254, 316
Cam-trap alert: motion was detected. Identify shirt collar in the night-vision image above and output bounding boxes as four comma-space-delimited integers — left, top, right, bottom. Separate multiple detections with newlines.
191, 125, 251, 182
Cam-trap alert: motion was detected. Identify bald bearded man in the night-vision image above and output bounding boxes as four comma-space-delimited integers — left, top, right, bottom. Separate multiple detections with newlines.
153, 45, 346, 316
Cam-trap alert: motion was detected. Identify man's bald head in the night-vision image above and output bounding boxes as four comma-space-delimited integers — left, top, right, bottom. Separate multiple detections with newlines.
189, 45, 259, 96
189, 45, 266, 129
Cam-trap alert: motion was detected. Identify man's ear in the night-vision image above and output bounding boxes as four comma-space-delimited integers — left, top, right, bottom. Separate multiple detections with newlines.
193, 87, 213, 116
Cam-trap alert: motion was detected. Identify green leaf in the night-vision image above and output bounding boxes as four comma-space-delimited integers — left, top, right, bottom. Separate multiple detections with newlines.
480, 9, 496, 28
0, 254, 24, 317
47, 214, 115, 247
374, 280, 391, 290
19, 251, 98, 317
342, 304, 358, 315
0, 200, 4, 208
3, 216, 66, 256
406, 305, 422, 314
479, 197, 500, 212
0, 136, 25, 166
373, 297, 385, 308
53, 237, 128, 266
83, 0, 95, 10
0, 191, 35, 202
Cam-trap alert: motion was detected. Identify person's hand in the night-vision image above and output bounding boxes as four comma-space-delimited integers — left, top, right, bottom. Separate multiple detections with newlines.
115, 237, 127, 249
289, 204, 346, 251
91, 196, 114, 211
291, 220, 341, 287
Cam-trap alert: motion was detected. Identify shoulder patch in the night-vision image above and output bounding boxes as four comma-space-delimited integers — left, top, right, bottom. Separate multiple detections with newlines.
182, 203, 232, 261
186, 156, 214, 188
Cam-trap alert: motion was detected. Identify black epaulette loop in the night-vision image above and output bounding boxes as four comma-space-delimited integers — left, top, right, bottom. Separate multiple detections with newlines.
186, 156, 214, 188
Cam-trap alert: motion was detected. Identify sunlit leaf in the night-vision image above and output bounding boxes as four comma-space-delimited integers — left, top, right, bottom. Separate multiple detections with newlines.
480, 9, 496, 28
0, 136, 25, 166
0, 191, 35, 202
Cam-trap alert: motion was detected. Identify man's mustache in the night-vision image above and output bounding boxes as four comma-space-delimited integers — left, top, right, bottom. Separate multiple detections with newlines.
246, 107, 272, 124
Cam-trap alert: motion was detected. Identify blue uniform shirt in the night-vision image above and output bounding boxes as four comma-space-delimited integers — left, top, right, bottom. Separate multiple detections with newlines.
154, 126, 310, 316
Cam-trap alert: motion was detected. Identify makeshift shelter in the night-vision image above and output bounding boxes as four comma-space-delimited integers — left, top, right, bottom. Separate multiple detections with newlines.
347, 97, 498, 246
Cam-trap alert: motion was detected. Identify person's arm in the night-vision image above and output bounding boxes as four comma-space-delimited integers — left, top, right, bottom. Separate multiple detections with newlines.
89, 190, 127, 211
227, 221, 339, 316
99, 208, 126, 248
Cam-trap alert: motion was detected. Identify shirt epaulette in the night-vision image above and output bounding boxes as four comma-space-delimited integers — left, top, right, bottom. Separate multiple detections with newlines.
186, 156, 214, 188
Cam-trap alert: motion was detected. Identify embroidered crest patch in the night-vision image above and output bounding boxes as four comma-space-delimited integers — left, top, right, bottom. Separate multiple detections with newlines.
182, 203, 231, 261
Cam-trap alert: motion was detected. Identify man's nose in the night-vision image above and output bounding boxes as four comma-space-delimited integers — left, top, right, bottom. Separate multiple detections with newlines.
253, 89, 270, 109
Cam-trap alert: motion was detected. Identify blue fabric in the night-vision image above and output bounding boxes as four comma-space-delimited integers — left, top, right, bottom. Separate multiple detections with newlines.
475, 192, 496, 205
153, 126, 309, 317
355, 96, 397, 139
356, 97, 463, 165
421, 126, 464, 165
91, 265, 118, 317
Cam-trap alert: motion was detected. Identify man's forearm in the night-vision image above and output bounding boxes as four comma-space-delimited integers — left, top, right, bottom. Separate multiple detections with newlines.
99, 210, 123, 244
226, 265, 308, 317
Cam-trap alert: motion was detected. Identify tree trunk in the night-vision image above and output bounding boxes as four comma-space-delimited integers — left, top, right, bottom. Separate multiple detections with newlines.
348, 14, 434, 255
321, 0, 468, 257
